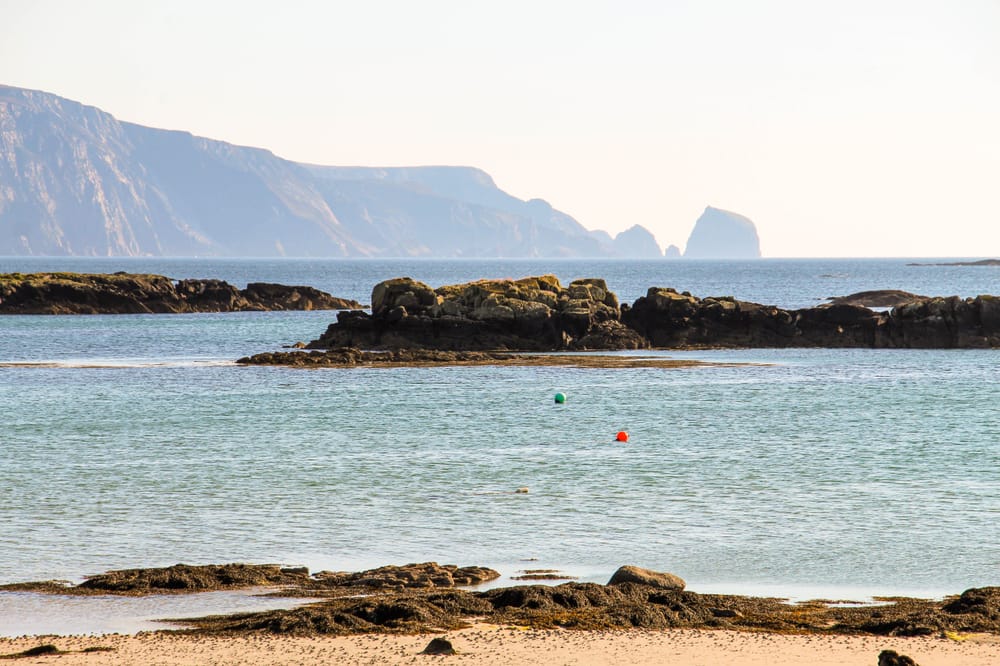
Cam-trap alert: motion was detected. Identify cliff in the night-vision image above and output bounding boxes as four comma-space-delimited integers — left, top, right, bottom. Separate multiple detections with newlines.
683, 206, 761, 258
0, 85, 661, 258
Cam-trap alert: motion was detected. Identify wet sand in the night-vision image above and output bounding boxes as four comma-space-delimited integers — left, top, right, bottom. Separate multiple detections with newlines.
3, 627, 1000, 665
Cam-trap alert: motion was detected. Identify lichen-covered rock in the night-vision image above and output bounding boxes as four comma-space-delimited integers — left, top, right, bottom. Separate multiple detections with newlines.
309, 275, 634, 351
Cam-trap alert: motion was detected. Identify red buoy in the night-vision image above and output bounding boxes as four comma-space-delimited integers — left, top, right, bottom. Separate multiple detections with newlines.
616, 431, 629, 442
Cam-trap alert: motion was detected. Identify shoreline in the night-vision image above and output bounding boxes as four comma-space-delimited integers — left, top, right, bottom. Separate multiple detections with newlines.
3, 628, 1000, 665
5, 562, 1000, 643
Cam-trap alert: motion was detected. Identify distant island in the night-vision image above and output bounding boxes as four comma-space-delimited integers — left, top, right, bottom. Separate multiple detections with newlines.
0, 84, 664, 259
680, 206, 761, 259
907, 259, 1000, 266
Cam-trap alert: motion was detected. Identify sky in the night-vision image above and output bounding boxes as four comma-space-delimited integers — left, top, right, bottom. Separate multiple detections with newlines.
1, 0, 998, 257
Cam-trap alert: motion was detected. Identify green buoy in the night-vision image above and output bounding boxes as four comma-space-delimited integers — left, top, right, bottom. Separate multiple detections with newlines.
554, 392, 566, 404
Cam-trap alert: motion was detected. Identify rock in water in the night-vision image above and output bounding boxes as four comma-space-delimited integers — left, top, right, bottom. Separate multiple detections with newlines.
310, 275, 647, 351
612, 224, 663, 258
684, 206, 761, 258
878, 649, 920, 666
421, 637, 457, 655
607, 565, 686, 590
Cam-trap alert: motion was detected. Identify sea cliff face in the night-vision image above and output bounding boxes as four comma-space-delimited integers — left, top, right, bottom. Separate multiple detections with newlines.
683, 206, 761, 258
0, 85, 661, 258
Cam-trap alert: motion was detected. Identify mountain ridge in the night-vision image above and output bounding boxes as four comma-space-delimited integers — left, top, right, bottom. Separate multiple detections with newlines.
0, 84, 661, 258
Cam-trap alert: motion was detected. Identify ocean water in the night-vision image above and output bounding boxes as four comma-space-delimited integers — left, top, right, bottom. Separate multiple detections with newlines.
1, 257, 999, 633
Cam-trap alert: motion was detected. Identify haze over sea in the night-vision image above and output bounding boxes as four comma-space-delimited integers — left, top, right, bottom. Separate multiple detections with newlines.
2, 257, 999, 631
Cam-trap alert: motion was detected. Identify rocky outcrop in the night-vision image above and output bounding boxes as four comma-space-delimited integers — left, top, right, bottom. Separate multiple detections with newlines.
622, 287, 1000, 349
237, 347, 709, 369
182, 575, 1000, 637
311, 562, 500, 591
10, 561, 1000, 639
827, 290, 926, 308
296, 277, 1000, 351
683, 206, 761, 258
0, 562, 499, 597
308, 275, 647, 351
607, 565, 685, 591
0, 273, 361, 314
612, 225, 663, 258
664, 244, 682, 258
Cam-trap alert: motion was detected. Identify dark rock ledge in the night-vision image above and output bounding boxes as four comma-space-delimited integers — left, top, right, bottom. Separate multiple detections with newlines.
5, 563, 1000, 638
236, 347, 712, 369
0, 272, 362, 314
301, 276, 1000, 353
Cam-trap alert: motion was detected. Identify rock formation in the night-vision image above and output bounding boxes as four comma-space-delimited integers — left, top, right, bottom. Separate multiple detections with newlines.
300, 276, 1000, 351
607, 566, 686, 590
0, 272, 361, 314
10, 561, 1000, 640
683, 206, 761, 258
622, 287, 1000, 349
826, 290, 926, 308
308, 275, 647, 351
663, 244, 682, 258
611, 225, 664, 257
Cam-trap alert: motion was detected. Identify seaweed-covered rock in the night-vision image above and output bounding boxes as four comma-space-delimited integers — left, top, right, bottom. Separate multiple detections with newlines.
0, 273, 361, 314
76, 563, 309, 593
311, 562, 500, 590
942, 587, 1000, 620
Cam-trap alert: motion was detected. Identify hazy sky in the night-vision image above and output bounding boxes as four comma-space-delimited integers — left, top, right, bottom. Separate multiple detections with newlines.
2, 0, 998, 256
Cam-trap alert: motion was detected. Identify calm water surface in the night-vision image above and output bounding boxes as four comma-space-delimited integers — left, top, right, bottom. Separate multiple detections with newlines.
1, 258, 999, 634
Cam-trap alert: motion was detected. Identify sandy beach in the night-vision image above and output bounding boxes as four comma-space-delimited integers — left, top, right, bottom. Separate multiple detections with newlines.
3, 627, 1000, 665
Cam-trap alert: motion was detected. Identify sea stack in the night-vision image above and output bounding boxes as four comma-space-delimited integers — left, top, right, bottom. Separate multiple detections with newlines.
684, 206, 761, 258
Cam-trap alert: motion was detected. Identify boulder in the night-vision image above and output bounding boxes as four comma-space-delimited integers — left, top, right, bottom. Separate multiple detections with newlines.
607, 566, 685, 591
421, 637, 457, 655
878, 650, 920, 666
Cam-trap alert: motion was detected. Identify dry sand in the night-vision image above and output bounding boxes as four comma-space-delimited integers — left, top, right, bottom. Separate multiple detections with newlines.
3, 626, 1000, 665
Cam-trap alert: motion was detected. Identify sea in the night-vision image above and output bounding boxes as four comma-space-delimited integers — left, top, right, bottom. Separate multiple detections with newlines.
1, 257, 999, 635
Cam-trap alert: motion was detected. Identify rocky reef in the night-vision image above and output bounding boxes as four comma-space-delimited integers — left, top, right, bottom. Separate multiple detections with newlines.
9, 562, 1000, 639
0, 273, 362, 314
305, 276, 1000, 352
0, 562, 500, 597
237, 347, 710, 369
622, 287, 1000, 349
308, 275, 646, 351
